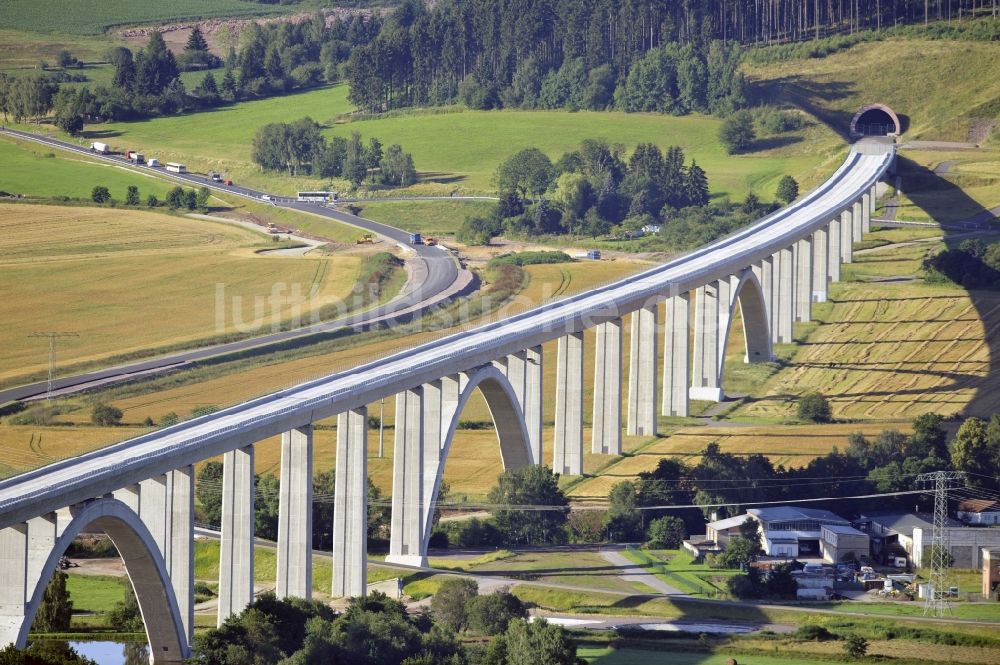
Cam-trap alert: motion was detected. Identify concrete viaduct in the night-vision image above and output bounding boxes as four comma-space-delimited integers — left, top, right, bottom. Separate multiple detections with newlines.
0, 139, 895, 661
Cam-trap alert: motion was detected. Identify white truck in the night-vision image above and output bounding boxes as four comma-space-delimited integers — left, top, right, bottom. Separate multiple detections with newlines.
90, 142, 109, 154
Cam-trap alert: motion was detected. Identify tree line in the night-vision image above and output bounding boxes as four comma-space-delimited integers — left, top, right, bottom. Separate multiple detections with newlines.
459, 139, 715, 244
251, 117, 417, 187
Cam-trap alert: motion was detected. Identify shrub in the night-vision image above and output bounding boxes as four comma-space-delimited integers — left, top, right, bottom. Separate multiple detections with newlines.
776, 175, 799, 204
798, 392, 831, 423
91, 185, 110, 203
90, 403, 123, 426
844, 634, 868, 659
146, 194, 159, 207
645, 515, 686, 549
795, 624, 836, 641
468, 591, 528, 635
125, 185, 140, 206
719, 110, 756, 154
430, 578, 478, 632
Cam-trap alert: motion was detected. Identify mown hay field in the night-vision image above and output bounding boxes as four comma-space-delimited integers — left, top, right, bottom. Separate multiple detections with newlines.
735, 229, 1000, 421
346, 199, 497, 236
0, 203, 361, 382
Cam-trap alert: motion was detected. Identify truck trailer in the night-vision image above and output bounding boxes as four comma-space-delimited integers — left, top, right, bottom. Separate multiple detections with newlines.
90, 142, 109, 154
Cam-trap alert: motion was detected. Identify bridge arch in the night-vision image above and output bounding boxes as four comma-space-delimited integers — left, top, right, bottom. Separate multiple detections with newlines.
421, 365, 533, 550
719, 269, 772, 389
16, 499, 188, 663
850, 103, 901, 137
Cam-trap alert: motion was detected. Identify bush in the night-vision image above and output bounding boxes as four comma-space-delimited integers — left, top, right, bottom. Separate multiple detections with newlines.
645, 515, 686, 549
843, 634, 868, 659
719, 110, 756, 154
146, 194, 159, 207
467, 591, 528, 635
798, 392, 831, 423
726, 572, 763, 599
90, 403, 123, 426
91, 185, 110, 203
487, 251, 573, 267
430, 578, 478, 632
776, 175, 799, 204
125, 185, 140, 206
795, 624, 836, 641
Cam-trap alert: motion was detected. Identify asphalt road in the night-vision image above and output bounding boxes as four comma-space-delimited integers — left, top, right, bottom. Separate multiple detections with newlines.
0, 128, 467, 403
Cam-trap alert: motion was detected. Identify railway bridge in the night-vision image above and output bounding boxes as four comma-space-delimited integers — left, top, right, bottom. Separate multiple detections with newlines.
0, 139, 895, 662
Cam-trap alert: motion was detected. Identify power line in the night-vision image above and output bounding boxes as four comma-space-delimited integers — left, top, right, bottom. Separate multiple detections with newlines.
27, 332, 79, 401
917, 471, 965, 617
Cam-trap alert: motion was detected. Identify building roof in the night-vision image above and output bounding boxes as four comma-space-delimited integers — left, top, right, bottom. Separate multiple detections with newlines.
706, 513, 751, 532
862, 511, 961, 537
822, 524, 867, 537
958, 499, 1000, 513
748, 506, 848, 524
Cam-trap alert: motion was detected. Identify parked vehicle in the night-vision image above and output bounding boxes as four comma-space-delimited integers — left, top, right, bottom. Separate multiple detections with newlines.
587, 250, 602, 260
409, 233, 423, 245
356, 234, 374, 244
90, 142, 109, 154
424, 237, 437, 246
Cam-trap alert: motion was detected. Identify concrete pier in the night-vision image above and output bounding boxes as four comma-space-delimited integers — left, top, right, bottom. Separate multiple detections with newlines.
841, 209, 853, 263
166, 467, 193, 641
332, 408, 368, 597
828, 218, 842, 283
862, 192, 872, 234
662, 293, 690, 417
627, 306, 657, 437
389, 389, 426, 566
277, 426, 312, 600
691, 283, 722, 402
794, 237, 812, 322
592, 319, 622, 454
218, 446, 254, 626
553, 332, 584, 475
776, 247, 795, 344
812, 227, 828, 302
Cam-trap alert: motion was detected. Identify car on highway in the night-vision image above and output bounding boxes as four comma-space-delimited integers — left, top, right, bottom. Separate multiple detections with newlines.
210, 173, 223, 182
261, 194, 272, 202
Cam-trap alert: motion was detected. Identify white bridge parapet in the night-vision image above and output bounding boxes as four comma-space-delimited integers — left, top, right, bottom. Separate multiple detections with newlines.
0, 140, 894, 662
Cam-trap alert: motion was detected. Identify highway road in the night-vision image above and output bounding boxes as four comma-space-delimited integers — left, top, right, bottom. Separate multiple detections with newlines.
0, 139, 895, 527
0, 128, 469, 403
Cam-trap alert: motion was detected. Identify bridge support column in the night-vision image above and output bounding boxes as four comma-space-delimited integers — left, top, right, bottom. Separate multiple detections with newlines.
828, 218, 842, 283
812, 228, 828, 302
840, 209, 853, 264
592, 319, 622, 454
166, 467, 194, 642
0, 524, 28, 647
691, 283, 722, 402
506, 349, 542, 464
553, 331, 584, 475
794, 237, 812, 322
853, 200, 864, 240
333, 408, 368, 597
627, 306, 658, 437
862, 193, 872, 235
662, 293, 690, 417
389, 389, 427, 566
277, 426, 313, 600
139, 476, 168, 557
218, 445, 255, 626
776, 247, 795, 344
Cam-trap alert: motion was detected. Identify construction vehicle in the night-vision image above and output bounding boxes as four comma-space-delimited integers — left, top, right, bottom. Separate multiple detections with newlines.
356, 233, 374, 244
424, 237, 437, 246
267, 222, 280, 234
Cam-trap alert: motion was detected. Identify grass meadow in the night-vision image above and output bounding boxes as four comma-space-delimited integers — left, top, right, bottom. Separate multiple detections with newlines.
0, 202, 362, 383
345, 199, 497, 236
0, 0, 285, 35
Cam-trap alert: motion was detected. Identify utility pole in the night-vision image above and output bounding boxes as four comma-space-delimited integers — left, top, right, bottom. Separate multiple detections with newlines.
27, 332, 79, 401
917, 470, 965, 617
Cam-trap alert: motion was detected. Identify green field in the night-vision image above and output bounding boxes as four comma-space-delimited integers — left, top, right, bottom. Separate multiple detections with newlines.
65, 574, 128, 614
0, 136, 176, 200
57, 84, 838, 201
0, 0, 285, 35
345, 199, 498, 236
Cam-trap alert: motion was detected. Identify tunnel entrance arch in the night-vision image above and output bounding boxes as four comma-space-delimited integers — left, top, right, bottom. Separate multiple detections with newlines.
851, 104, 901, 138
15, 499, 188, 663
421, 365, 533, 551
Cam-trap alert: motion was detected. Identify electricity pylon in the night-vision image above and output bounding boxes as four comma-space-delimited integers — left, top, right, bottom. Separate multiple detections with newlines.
917, 471, 965, 616
27, 332, 79, 400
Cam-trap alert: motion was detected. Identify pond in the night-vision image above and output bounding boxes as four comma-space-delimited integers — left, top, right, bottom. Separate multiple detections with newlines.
31, 639, 149, 665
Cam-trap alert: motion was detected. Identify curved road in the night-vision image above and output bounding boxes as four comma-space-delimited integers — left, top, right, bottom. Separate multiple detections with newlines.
0, 128, 469, 403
